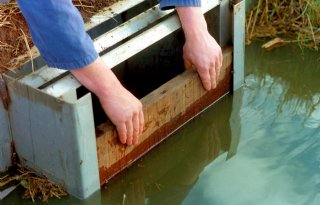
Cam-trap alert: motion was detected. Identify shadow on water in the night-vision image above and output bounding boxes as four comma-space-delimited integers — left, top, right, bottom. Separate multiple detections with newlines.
2, 42, 320, 205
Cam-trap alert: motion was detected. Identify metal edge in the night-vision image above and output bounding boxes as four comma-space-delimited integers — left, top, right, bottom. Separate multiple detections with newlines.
85, 0, 147, 30
233, 0, 245, 91
93, 4, 174, 53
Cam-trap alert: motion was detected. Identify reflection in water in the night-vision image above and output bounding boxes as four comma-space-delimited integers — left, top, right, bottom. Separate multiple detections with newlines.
183, 43, 320, 205
2, 42, 320, 205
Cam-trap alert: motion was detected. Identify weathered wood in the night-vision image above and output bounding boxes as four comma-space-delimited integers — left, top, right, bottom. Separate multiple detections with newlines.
96, 48, 233, 184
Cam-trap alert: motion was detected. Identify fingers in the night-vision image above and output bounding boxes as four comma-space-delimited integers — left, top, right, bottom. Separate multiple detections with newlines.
121, 109, 144, 146
98, 80, 144, 147
216, 50, 223, 82
125, 119, 134, 145
187, 59, 222, 91
209, 64, 217, 89
182, 30, 223, 91
196, 51, 222, 90
139, 110, 144, 135
184, 59, 193, 70
198, 68, 212, 91
214, 52, 222, 84
215, 60, 220, 83
132, 112, 139, 145
118, 113, 142, 146
117, 123, 127, 144
184, 49, 222, 90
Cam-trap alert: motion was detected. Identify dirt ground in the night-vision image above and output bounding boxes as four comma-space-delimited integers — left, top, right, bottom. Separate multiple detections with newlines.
0, 0, 120, 73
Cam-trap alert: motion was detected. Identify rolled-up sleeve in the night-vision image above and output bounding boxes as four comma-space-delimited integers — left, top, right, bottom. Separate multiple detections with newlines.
17, 0, 98, 70
159, 0, 201, 10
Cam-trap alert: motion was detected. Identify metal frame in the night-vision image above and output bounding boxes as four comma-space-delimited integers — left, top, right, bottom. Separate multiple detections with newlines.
0, 0, 245, 199
4, 75, 100, 199
233, 0, 245, 90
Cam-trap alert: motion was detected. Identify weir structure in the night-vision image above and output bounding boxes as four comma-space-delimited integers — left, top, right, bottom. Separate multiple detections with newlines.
0, 0, 245, 199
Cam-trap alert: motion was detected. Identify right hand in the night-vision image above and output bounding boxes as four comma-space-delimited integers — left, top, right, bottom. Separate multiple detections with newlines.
99, 84, 144, 146
176, 7, 222, 91
71, 58, 144, 146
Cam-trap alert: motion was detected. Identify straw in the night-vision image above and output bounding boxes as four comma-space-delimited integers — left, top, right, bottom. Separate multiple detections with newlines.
246, 0, 320, 50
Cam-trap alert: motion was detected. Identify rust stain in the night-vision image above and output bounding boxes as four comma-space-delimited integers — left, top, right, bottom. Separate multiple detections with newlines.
144, 121, 152, 130
158, 106, 169, 115
0, 75, 10, 111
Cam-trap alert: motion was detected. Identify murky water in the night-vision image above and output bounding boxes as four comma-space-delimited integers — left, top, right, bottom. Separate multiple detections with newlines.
2, 42, 320, 205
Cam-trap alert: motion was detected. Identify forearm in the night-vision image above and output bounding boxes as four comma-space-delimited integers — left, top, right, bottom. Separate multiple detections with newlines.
17, 0, 98, 70
70, 58, 120, 99
176, 7, 207, 41
18, 0, 144, 145
71, 57, 144, 146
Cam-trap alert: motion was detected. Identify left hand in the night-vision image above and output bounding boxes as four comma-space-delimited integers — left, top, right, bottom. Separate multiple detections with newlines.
176, 7, 222, 91
183, 30, 222, 90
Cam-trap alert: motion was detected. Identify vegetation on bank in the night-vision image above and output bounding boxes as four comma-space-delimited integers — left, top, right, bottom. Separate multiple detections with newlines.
246, 0, 320, 50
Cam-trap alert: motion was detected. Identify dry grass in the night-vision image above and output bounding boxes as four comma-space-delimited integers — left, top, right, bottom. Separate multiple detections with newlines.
0, 0, 118, 73
246, 0, 320, 50
0, 163, 67, 202
0, 1, 32, 72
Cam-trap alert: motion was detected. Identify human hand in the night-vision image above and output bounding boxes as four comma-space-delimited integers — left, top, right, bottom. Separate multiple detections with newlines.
71, 58, 144, 146
183, 31, 222, 90
99, 83, 144, 146
177, 7, 222, 90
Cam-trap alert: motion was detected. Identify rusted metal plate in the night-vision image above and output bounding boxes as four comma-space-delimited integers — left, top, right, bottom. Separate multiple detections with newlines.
96, 47, 233, 184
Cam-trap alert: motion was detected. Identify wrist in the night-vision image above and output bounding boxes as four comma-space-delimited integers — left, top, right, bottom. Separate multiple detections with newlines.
176, 7, 208, 41
71, 58, 123, 99
92, 69, 122, 100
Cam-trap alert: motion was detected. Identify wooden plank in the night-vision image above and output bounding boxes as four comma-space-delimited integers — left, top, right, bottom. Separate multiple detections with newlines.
96, 47, 233, 184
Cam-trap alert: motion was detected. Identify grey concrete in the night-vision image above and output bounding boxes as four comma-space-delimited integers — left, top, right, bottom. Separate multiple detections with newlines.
5, 76, 100, 199
0, 75, 11, 172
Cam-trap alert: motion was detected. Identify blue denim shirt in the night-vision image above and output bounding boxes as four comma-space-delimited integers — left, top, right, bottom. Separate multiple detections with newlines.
16, 0, 201, 70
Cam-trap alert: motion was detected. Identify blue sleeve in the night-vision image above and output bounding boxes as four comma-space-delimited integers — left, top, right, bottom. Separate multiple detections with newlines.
159, 0, 201, 10
16, 0, 98, 70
